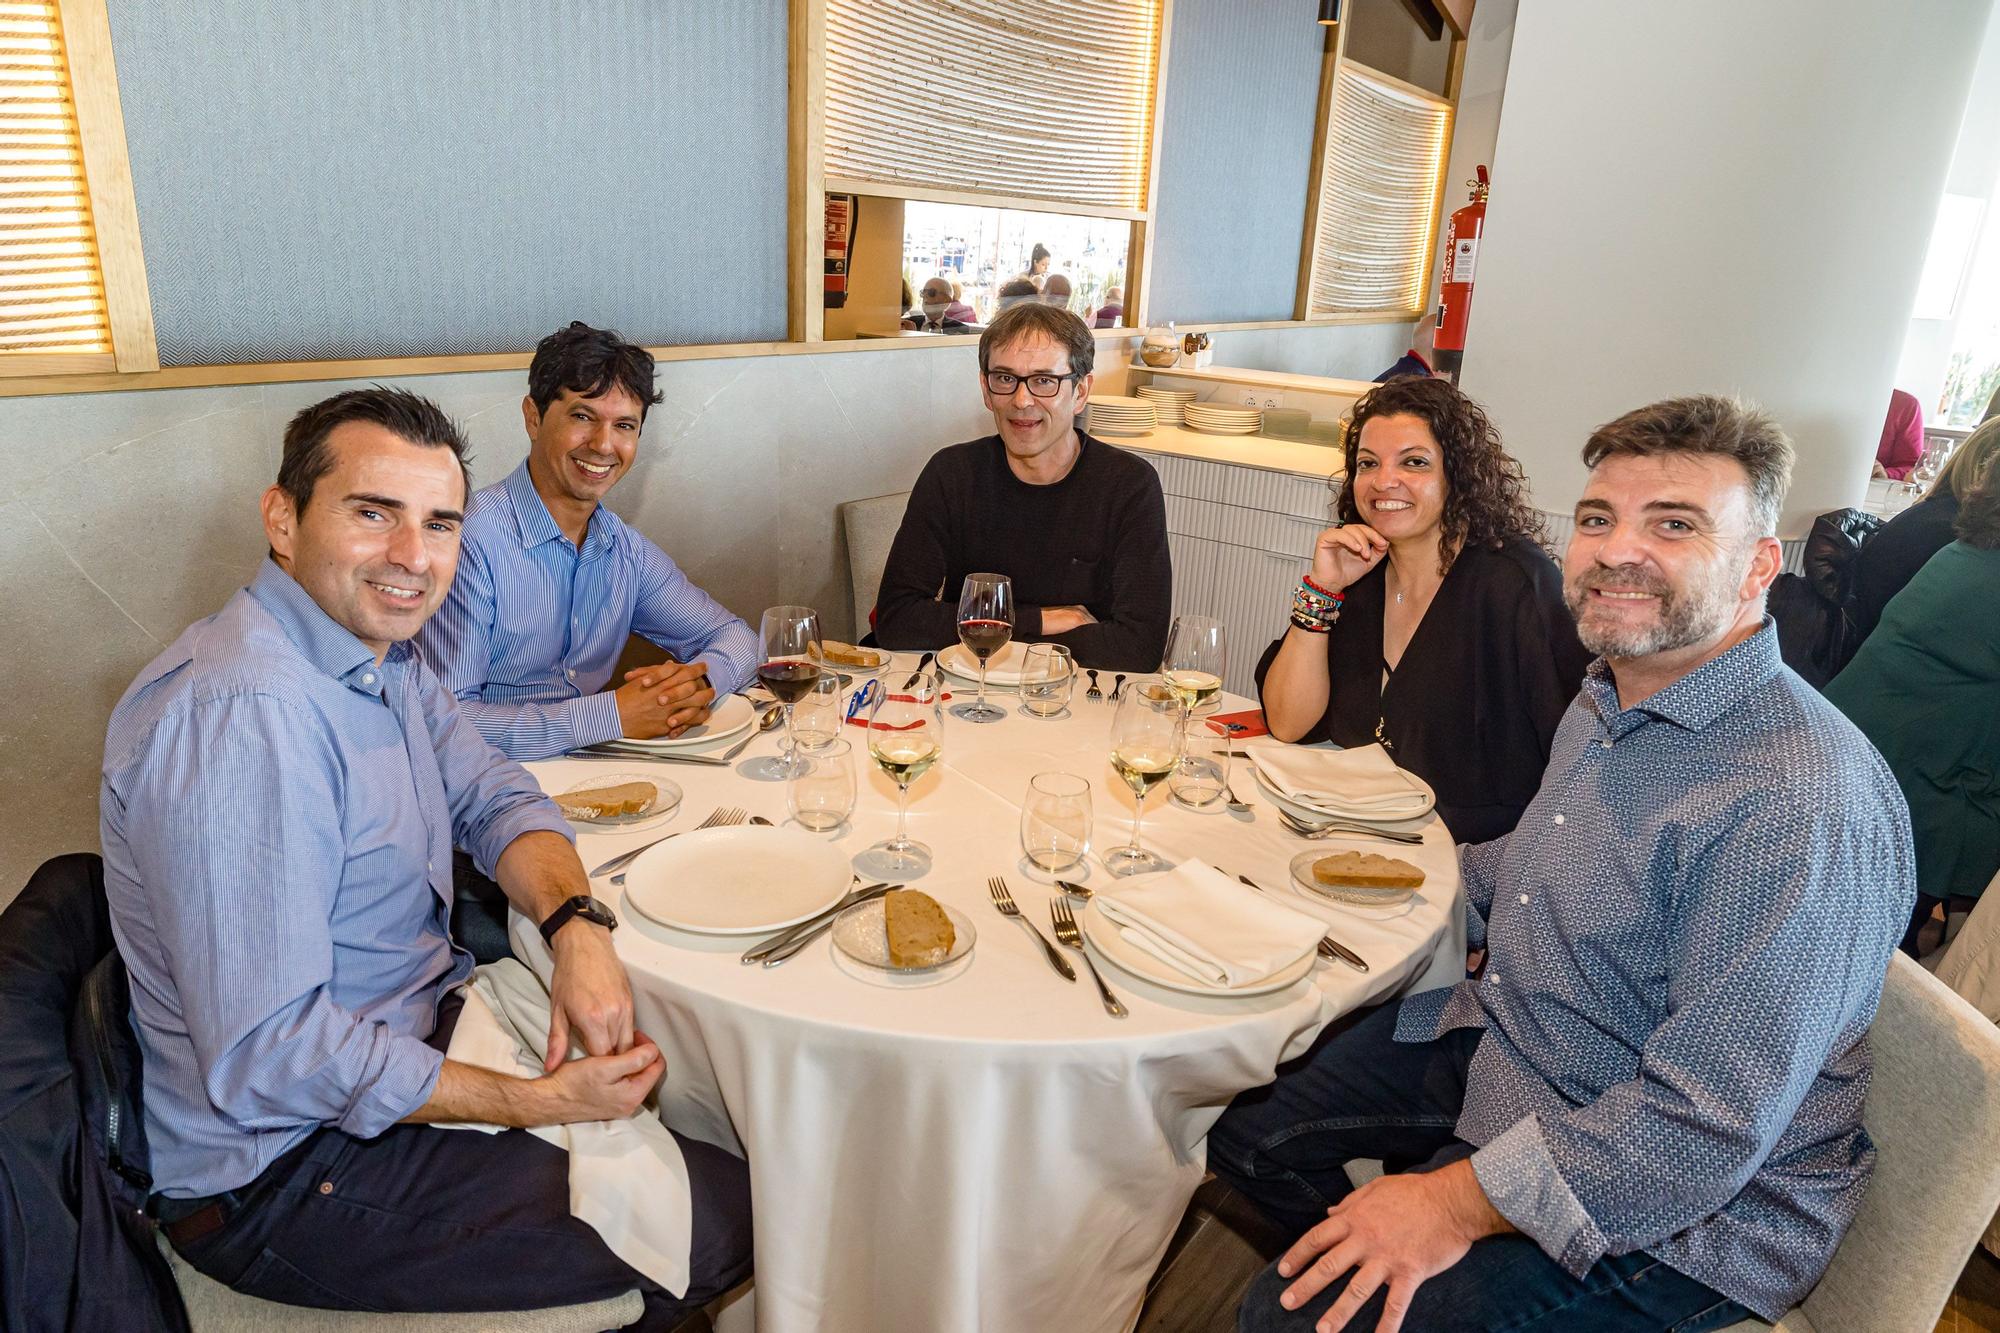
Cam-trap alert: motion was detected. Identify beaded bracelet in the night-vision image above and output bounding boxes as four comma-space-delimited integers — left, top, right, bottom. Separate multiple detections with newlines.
1290, 575, 1344, 632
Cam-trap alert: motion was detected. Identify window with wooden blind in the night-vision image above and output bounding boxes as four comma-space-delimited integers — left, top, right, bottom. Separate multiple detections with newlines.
804, 0, 1169, 339
1303, 59, 1453, 317
0, 0, 152, 377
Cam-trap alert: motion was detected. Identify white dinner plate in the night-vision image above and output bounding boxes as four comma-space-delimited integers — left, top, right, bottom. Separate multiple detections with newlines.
610, 693, 757, 751
938, 640, 1033, 686
620, 825, 851, 934
1249, 759, 1436, 826
1078, 897, 1317, 997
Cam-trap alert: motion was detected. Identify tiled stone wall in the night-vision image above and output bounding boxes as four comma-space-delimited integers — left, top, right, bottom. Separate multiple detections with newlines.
0, 321, 1409, 904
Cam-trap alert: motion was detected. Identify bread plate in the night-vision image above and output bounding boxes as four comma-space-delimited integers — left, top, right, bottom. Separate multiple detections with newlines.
556, 774, 682, 833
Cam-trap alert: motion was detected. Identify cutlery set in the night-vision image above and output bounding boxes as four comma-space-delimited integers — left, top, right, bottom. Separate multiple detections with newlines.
577, 654, 1399, 993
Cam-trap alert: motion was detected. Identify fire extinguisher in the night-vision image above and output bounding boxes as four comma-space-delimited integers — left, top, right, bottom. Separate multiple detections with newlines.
1434, 165, 1488, 377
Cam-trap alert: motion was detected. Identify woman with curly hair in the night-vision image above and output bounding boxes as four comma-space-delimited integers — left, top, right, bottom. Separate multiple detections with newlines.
1256, 376, 1590, 841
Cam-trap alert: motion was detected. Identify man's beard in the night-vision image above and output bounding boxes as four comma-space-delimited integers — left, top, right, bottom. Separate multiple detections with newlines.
1564, 553, 1744, 659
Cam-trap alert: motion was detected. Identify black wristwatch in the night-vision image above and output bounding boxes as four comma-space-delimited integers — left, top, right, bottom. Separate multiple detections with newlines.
539, 895, 617, 947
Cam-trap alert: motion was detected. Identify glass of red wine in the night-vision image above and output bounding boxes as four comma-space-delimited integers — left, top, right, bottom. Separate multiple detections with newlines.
951, 572, 1014, 724
748, 605, 823, 780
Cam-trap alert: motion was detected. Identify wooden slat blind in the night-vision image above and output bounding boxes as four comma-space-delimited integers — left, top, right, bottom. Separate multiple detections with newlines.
824, 0, 1163, 213
0, 0, 107, 355
1307, 61, 1451, 315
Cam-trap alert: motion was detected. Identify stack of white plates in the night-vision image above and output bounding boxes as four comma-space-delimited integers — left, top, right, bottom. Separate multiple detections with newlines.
1136, 385, 1195, 425
1184, 401, 1263, 435
1085, 395, 1157, 436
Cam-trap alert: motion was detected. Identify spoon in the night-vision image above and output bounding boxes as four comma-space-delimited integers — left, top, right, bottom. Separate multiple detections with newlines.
1056, 879, 1093, 900
1223, 778, 1254, 816
1274, 807, 1423, 845
757, 704, 786, 731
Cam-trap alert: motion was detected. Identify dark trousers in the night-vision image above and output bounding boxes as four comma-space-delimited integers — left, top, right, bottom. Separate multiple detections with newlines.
451, 849, 516, 965
1208, 1003, 1748, 1333
162, 997, 752, 1330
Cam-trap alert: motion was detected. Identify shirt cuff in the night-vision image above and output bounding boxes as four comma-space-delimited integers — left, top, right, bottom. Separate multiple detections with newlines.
692, 650, 747, 698
1017, 605, 1045, 638
341, 1034, 445, 1138
573, 689, 625, 748
1470, 1114, 1607, 1278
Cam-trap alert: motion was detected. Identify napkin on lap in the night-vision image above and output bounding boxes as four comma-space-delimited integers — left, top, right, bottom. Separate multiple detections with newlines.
1095, 860, 1325, 987
1244, 740, 1426, 814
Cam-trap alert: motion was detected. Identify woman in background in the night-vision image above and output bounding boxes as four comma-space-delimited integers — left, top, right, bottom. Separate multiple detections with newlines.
1851, 416, 2000, 639
1829, 470, 2000, 952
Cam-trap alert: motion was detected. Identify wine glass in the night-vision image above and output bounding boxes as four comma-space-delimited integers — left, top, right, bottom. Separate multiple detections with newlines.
1105, 681, 1181, 877
748, 605, 822, 781
1161, 616, 1226, 718
951, 572, 1014, 724
856, 670, 945, 879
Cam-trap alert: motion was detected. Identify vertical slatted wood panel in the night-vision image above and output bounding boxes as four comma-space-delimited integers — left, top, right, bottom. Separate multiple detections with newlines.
824, 0, 1163, 212
0, 0, 109, 355
1307, 60, 1451, 315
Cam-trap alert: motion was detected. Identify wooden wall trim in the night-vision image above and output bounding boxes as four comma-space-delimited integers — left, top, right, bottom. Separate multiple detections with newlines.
56, 0, 158, 373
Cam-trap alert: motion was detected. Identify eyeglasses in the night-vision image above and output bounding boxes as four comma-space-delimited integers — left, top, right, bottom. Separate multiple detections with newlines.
983, 371, 1080, 399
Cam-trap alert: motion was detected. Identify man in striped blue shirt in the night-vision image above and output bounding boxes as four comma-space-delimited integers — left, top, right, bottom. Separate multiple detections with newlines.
417, 322, 758, 763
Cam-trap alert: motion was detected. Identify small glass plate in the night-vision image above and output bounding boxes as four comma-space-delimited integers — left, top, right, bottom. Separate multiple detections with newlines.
1287, 850, 1420, 916
557, 774, 682, 833
831, 895, 976, 979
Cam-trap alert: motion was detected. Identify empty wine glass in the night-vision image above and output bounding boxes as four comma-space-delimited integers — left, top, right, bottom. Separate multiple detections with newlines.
748, 606, 822, 780
1105, 681, 1181, 877
952, 573, 1014, 724
855, 670, 945, 879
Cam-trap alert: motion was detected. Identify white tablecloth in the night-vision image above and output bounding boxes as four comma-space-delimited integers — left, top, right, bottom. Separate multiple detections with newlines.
515, 661, 1466, 1333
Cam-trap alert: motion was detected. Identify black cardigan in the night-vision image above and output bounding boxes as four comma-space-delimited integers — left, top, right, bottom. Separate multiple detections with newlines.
1255, 536, 1592, 845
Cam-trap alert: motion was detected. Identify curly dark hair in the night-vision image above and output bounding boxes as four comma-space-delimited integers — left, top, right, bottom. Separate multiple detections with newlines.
1334, 377, 1543, 571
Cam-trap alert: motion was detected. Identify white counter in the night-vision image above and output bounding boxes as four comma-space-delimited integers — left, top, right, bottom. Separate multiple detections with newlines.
1097, 423, 1344, 479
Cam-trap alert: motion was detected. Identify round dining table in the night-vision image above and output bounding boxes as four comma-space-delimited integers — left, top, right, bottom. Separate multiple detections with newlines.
511, 655, 1466, 1333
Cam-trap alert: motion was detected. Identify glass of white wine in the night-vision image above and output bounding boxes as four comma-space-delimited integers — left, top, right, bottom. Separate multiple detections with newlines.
1105, 681, 1181, 877
856, 670, 945, 879
1161, 615, 1226, 717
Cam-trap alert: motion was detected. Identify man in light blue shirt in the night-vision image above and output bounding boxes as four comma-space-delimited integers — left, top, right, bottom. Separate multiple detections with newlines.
1213, 396, 1913, 1333
417, 321, 758, 762
101, 388, 750, 1323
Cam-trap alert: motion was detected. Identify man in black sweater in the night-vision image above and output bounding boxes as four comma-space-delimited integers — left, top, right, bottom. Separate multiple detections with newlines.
874, 303, 1171, 670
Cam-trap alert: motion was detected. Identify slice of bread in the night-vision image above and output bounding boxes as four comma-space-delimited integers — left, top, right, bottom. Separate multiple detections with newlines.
884, 888, 956, 967
810, 639, 883, 669
555, 782, 655, 821
1311, 851, 1425, 889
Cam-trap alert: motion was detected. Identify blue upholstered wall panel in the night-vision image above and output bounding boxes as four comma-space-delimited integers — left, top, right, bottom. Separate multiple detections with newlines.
106, 3, 789, 365
1147, 2, 1324, 325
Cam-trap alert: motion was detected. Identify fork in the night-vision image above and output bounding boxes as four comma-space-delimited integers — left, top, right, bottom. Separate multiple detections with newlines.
1274, 808, 1423, 845
1085, 669, 1103, 701
600, 807, 746, 882
1108, 673, 1128, 701
1051, 897, 1125, 1017
987, 877, 1075, 981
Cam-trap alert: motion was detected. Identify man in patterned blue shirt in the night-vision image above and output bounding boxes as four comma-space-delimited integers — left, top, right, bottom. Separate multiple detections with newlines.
102, 389, 750, 1324
1213, 396, 1914, 1333
417, 321, 759, 763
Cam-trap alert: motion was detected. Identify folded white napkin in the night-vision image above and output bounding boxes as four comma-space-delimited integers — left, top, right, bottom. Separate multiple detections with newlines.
1245, 740, 1427, 816
942, 639, 1031, 683
440, 960, 694, 1296
1095, 860, 1326, 988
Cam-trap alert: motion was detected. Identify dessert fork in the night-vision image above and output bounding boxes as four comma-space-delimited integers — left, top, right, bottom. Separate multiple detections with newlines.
1085, 669, 1103, 701
986, 876, 1074, 981
1050, 897, 1125, 1017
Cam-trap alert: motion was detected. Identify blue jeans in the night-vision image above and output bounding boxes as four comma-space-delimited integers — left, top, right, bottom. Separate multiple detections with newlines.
1210, 1003, 1749, 1333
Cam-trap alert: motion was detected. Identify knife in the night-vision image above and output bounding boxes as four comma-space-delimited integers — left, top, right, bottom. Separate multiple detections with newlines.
740, 882, 898, 963
1230, 869, 1369, 973
903, 651, 936, 689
